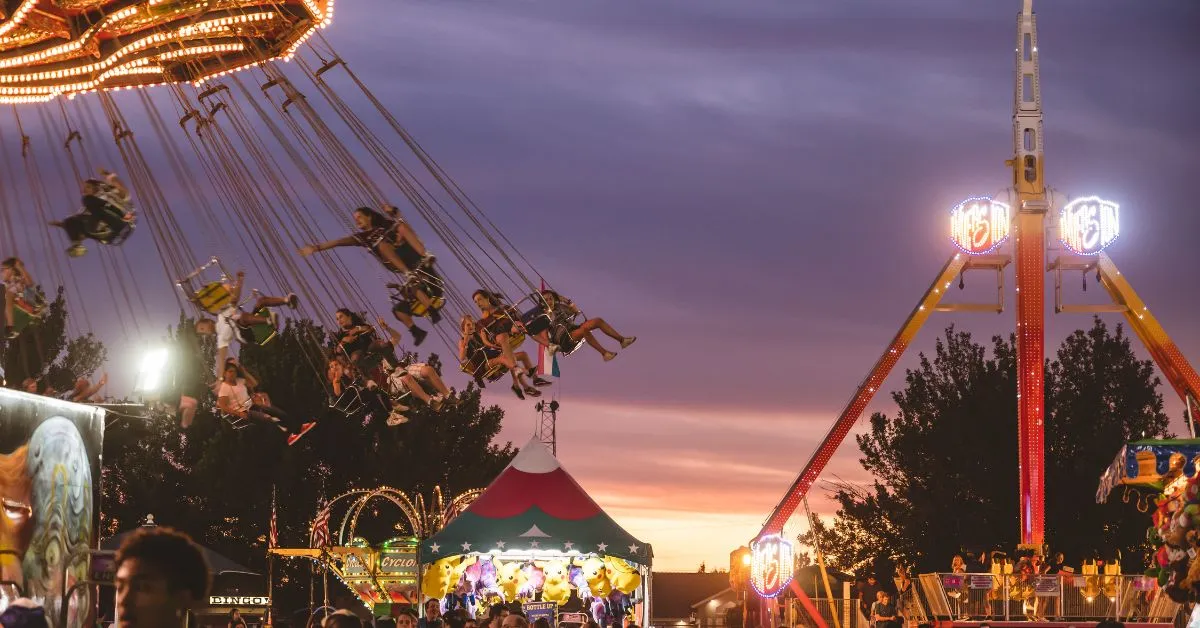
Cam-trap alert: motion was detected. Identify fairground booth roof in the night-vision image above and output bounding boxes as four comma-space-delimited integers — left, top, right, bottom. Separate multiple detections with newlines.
0, 0, 332, 103
421, 437, 652, 565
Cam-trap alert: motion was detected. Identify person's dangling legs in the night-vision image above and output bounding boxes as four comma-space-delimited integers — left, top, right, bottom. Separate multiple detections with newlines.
49, 214, 93, 255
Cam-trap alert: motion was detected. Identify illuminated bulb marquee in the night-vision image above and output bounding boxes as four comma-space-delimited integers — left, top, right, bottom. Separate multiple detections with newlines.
749, 534, 794, 598
949, 196, 1011, 255
1060, 196, 1120, 256
0, 0, 334, 103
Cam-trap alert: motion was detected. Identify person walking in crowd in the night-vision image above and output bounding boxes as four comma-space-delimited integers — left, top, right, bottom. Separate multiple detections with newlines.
115, 526, 210, 628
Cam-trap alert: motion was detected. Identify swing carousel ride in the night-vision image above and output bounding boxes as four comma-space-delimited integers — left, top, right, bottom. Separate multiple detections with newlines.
0, 0, 638, 419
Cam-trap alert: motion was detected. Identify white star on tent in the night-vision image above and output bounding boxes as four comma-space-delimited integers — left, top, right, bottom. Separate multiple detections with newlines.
430, 543, 441, 554
519, 524, 551, 538
628, 544, 640, 554
564, 541, 575, 550
597, 542, 608, 552
531, 541, 541, 549
496, 541, 507, 549
461, 542, 472, 551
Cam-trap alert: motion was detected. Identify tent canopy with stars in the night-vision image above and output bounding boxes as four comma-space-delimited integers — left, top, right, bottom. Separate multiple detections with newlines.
420, 436, 652, 565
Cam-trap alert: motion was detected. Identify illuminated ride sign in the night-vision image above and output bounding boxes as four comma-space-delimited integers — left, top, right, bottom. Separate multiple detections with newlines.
749, 534, 794, 598
950, 197, 1011, 255
1060, 196, 1120, 256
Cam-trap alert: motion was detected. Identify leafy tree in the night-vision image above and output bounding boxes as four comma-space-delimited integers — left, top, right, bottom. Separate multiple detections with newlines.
100, 316, 515, 613
800, 319, 1169, 575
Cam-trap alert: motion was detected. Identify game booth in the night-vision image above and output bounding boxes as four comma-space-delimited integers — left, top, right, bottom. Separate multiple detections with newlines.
419, 438, 653, 627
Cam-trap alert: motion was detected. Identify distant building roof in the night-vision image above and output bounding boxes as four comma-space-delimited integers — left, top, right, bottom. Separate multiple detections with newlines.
651, 572, 732, 620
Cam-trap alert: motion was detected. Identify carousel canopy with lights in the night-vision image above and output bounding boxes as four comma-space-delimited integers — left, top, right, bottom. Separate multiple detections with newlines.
0, 0, 331, 103
421, 437, 652, 565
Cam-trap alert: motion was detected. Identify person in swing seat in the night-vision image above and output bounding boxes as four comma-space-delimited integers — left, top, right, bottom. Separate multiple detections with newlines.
472, 289, 553, 384
298, 206, 440, 330
375, 316, 454, 415
216, 361, 316, 445
539, 289, 635, 362
1, 257, 44, 339
50, 169, 135, 257
193, 270, 298, 374
458, 313, 546, 400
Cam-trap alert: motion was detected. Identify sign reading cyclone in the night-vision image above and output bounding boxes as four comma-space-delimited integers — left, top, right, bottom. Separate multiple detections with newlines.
950, 197, 1011, 255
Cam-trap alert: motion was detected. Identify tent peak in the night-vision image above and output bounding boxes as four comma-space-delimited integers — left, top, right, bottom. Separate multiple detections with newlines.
512, 437, 561, 473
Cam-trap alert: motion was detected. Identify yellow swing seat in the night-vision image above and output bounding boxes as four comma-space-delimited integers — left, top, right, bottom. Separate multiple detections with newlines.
194, 281, 234, 315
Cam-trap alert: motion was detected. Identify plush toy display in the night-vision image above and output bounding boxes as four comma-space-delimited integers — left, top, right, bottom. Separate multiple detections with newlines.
495, 559, 529, 601
422, 556, 467, 599
575, 556, 613, 598
538, 560, 573, 605
1144, 460, 1200, 603
604, 556, 642, 595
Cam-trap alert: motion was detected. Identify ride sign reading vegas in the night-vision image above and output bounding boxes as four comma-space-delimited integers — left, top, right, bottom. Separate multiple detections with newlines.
1059, 196, 1120, 256
950, 197, 1011, 255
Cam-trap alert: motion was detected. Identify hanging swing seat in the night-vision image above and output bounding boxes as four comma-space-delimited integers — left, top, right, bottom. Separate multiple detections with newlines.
10, 286, 48, 335
389, 261, 446, 318
244, 308, 278, 346
178, 257, 233, 314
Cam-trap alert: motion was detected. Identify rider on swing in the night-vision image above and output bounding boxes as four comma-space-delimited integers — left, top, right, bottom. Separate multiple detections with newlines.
50, 169, 134, 257
194, 270, 298, 374
1, 257, 44, 339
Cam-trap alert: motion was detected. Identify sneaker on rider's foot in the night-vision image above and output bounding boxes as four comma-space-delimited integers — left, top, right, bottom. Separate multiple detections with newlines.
286, 293, 299, 309
4, 326, 16, 339
603, 351, 617, 362
431, 395, 445, 411
532, 376, 553, 387
287, 422, 317, 446
410, 325, 428, 346
67, 244, 87, 258
620, 336, 637, 349
429, 307, 442, 325
387, 411, 410, 426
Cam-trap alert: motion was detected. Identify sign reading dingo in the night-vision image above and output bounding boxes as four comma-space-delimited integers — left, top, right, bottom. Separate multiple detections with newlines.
209, 596, 271, 607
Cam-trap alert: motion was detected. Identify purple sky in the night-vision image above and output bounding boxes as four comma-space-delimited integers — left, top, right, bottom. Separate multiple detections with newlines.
3, 0, 1200, 571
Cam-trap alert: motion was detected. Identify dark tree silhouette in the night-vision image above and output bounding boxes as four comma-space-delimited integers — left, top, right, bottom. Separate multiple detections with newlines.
800, 320, 1169, 576
100, 315, 515, 613
2, 288, 106, 391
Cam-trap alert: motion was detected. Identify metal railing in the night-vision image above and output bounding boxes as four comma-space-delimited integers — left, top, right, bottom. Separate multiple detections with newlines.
788, 598, 871, 628
917, 572, 1179, 622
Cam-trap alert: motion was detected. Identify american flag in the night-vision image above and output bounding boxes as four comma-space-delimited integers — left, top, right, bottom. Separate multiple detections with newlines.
310, 500, 331, 548
269, 486, 278, 549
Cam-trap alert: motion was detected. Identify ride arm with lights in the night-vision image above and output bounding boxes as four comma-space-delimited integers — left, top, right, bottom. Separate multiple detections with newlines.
755, 253, 968, 538
1094, 253, 1200, 417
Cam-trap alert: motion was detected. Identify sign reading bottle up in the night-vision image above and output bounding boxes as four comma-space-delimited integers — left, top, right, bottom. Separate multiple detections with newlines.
1060, 196, 1120, 256
749, 534, 794, 599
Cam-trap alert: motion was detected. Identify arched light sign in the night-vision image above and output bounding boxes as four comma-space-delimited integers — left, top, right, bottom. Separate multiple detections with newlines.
950, 197, 1011, 255
1060, 196, 1120, 256
750, 534, 794, 598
